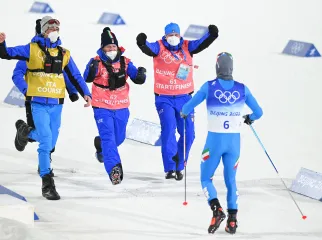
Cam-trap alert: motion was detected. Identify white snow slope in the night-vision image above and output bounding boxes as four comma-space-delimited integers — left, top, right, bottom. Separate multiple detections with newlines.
0, 0, 322, 239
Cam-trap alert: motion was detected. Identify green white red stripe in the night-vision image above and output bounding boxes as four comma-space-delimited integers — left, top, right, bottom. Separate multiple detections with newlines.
234, 159, 239, 169
202, 149, 210, 161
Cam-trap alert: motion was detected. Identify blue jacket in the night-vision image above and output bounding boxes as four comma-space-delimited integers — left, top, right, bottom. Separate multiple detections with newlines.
83, 48, 141, 83
145, 32, 215, 57
0, 35, 91, 104
182, 79, 263, 121
12, 60, 78, 97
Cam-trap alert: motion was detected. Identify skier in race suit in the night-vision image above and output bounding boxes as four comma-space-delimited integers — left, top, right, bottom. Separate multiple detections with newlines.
181, 52, 263, 234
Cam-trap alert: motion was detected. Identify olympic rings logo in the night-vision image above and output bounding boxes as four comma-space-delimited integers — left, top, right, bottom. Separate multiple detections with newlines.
291, 42, 304, 55
214, 90, 240, 104
160, 50, 183, 64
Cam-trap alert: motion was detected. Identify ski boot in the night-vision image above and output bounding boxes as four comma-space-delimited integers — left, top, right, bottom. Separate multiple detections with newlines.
94, 136, 103, 163
109, 163, 123, 185
165, 170, 176, 179
14, 120, 32, 152
208, 198, 226, 233
42, 174, 60, 200
225, 210, 238, 234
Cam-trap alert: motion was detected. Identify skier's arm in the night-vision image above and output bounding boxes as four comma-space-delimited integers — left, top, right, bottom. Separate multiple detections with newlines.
64, 56, 91, 98
245, 86, 263, 120
0, 41, 30, 60
188, 25, 219, 55
127, 61, 146, 84
12, 60, 28, 95
182, 82, 208, 115
136, 33, 160, 57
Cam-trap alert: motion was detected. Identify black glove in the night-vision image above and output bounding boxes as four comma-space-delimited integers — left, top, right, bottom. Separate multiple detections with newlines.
243, 115, 254, 125
86, 59, 100, 82
136, 33, 147, 46
133, 67, 146, 84
208, 25, 219, 38
69, 93, 79, 102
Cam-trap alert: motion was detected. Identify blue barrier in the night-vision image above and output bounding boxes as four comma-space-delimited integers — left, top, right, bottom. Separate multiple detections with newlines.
282, 40, 321, 57
0, 185, 39, 220
29, 1, 54, 13
183, 24, 208, 39
126, 118, 161, 146
3, 86, 25, 108
98, 12, 125, 25
290, 168, 322, 201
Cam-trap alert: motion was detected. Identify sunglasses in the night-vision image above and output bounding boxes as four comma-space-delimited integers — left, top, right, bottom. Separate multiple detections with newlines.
46, 19, 60, 26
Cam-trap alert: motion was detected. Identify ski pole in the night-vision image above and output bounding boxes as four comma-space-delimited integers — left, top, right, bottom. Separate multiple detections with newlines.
249, 125, 306, 219
183, 118, 188, 206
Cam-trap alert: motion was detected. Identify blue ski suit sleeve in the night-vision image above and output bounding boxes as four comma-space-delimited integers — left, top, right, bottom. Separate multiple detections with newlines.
188, 32, 211, 53
245, 86, 263, 120
0, 42, 30, 60
182, 82, 208, 115
12, 60, 28, 95
127, 61, 139, 81
145, 41, 160, 56
64, 56, 91, 98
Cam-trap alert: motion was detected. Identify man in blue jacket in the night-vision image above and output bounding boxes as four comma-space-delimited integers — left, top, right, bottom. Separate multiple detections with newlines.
12, 20, 79, 176
136, 23, 219, 180
0, 16, 92, 201
181, 52, 263, 234
13, 59, 80, 177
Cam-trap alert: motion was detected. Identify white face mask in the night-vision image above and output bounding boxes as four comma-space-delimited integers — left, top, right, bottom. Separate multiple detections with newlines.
48, 31, 59, 43
105, 50, 117, 60
167, 36, 180, 46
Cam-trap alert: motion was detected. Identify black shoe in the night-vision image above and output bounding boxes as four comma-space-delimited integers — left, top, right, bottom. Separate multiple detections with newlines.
15, 120, 32, 152
95, 152, 104, 163
42, 174, 60, 200
109, 163, 123, 185
208, 199, 226, 234
165, 170, 176, 179
225, 212, 238, 234
175, 171, 183, 181
94, 136, 102, 152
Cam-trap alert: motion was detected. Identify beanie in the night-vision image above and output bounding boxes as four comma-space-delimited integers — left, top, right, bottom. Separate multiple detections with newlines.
216, 52, 234, 80
164, 22, 180, 35
40, 16, 60, 34
101, 27, 118, 48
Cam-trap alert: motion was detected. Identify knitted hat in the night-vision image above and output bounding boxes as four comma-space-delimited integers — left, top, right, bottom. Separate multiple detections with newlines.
165, 22, 180, 35
101, 27, 118, 48
40, 16, 60, 34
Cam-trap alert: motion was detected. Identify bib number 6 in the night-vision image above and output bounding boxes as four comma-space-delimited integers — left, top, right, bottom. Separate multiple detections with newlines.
224, 121, 229, 129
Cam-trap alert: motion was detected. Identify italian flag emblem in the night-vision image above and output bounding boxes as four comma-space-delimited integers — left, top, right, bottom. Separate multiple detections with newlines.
234, 159, 239, 169
202, 149, 210, 161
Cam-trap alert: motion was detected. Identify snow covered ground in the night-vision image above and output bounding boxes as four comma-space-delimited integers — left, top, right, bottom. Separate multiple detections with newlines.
0, 0, 322, 239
